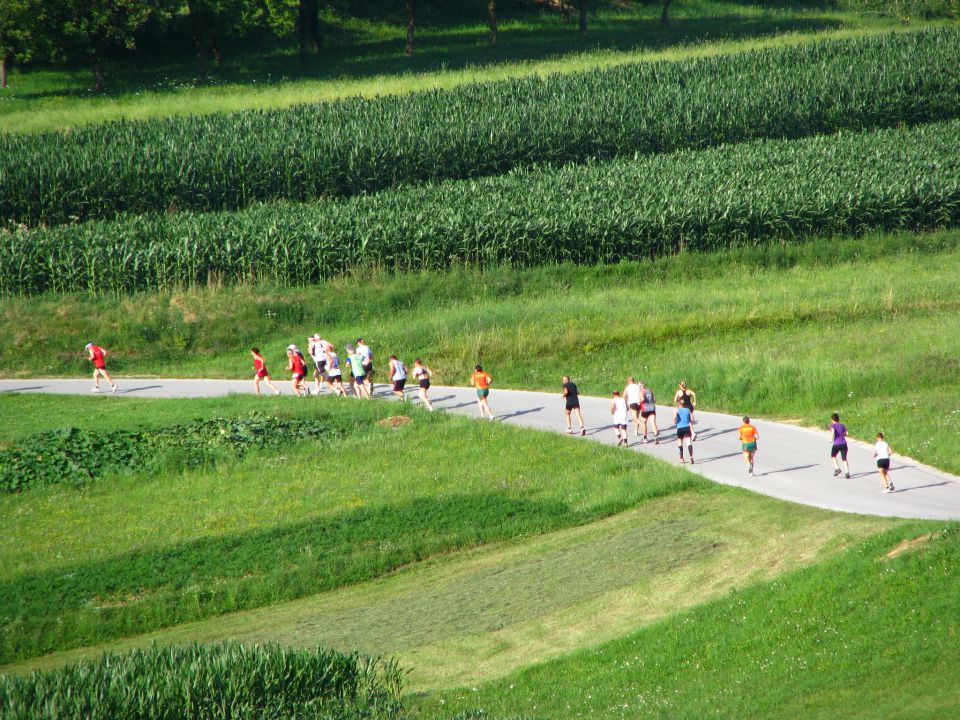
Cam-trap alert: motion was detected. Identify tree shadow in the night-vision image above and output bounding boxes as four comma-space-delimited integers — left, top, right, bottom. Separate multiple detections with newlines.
8, 12, 844, 102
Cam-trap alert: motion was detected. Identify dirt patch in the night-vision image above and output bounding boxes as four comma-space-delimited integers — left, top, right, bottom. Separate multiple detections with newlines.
378, 415, 412, 429
884, 533, 935, 560
91, 590, 148, 610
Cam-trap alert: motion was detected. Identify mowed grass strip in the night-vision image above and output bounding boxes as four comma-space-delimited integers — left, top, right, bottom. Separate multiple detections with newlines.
0, 398, 699, 664
420, 524, 960, 719
7, 117, 959, 295
2, 28, 958, 227
2, 492, 895, 692
4, 231, 960, 472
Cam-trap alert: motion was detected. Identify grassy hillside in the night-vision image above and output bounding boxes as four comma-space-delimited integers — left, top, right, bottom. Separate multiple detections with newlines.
1, 1, 926, 135
4, 230, 959, 471
421, 524, 960, 719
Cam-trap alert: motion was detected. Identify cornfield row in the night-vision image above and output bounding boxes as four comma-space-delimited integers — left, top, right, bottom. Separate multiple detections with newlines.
5, 119, 958, 296
0, 642, 405, 720
2, 28, 959, 226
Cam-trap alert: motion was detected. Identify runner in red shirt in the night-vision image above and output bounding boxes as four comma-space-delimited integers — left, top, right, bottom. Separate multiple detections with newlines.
85, 342, 117, 393
287, 345, 307, 397
251, 347, 280, 396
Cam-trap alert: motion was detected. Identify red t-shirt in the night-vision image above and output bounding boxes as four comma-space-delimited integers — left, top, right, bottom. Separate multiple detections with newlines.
89, 345, 106, 368
290, 354, 306, 376
253, 356, 267, 376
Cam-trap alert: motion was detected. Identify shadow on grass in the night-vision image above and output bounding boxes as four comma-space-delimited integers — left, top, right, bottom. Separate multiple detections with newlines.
0, 492, 619, 664
8, 14, 843, 102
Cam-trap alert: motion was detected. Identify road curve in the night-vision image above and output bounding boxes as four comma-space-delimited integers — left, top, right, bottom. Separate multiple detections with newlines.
4, 378, 960, 521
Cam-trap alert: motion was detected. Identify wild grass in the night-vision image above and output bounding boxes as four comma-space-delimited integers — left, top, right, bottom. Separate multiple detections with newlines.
3, 230, 959, 470
420, 524, 960, 719
0, 1, 925, 135
0, 397, 700, 664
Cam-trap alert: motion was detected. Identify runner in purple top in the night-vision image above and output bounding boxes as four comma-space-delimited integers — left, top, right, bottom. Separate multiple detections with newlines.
830, 412, 851, 479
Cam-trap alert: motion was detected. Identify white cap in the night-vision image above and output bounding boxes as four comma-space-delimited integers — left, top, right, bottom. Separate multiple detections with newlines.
85, 343, 93, 349
311, 333, 322, 341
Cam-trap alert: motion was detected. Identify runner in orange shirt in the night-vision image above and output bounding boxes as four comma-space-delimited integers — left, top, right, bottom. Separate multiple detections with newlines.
470, 364, 495, 419
739, 416, 759, 476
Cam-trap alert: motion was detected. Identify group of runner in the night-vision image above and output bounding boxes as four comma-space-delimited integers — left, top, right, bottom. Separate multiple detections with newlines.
85, 339, 897, 493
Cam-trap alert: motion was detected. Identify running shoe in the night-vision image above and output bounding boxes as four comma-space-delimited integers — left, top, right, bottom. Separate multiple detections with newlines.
581, 428, 586, 436
111, 385, 117, 394
655, 437, 660, 445
833, 469, 841, 477
679, 458, 686, 463
888, 484, 895, 493
845, 472, 851, 479
690, 458, 695, 464
883, 486, 892, 494
91, 387, 100, 392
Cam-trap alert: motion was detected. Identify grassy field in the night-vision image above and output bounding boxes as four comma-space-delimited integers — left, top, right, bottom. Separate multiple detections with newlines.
0, 394, 701, 664
4, 230, 959, 471
0, 1, 926, 135
420, 524, 960, 719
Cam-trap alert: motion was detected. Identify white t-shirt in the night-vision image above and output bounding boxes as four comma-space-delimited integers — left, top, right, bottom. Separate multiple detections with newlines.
326, 351, 341, 377
875, 441, 891, 460
611, 397, 629, 425
357, 343, 372, 362
309, 340, 327, 363
624, 383, 641, 405
391, 360, 407, 381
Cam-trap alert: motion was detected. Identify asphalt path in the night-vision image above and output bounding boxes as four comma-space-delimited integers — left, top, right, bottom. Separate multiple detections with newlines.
4, 378, 960, 521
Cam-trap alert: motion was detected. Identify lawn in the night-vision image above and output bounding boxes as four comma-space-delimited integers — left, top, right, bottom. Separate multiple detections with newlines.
0, 0, 929, 134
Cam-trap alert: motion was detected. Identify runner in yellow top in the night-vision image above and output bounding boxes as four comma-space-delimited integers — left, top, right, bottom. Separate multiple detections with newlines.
470, 364, 495, 420
739, 416, 759, 476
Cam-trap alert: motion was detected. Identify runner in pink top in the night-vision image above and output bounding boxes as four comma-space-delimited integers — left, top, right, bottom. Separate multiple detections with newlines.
85, 342, 117, 393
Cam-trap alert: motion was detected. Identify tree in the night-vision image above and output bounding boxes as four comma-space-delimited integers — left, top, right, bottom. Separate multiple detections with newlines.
186, 0, 249, 81
405, 0, 416, 56
577, 0, 587, 34
257, 0, 321, 61
488, 0, 497, 45
661, 0, 672, 26
0, 0, 32, 88
49, 0, 159, 91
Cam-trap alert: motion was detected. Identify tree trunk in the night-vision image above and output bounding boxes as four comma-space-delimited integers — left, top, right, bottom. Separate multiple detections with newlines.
298, 0, 310, 60
0, 58, 7, 89
578, 0, 587, 34
93, 62, 105, 92
488, 1, 497, 45
195, 34, 208, 82
405, 0, 416, 57
212, 31, 222, 62
308, 0, 322, 52
661, 0, 672, 26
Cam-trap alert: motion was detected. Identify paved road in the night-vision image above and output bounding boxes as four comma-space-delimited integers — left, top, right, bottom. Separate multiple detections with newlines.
4, 378, 960, 520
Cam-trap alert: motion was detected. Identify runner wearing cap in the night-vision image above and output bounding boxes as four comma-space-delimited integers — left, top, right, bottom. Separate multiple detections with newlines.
85, 342, 117, 393
412, 358, 434, 410
287, 345, 306, 397
470, 365, 495, 419
251, 347, 280, 395
346, 345, 371, 399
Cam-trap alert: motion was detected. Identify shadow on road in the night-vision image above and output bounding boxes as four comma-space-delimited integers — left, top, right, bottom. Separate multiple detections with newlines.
497, 407, 546, 421
759, 464, 817, 476
0, 386, 48, 392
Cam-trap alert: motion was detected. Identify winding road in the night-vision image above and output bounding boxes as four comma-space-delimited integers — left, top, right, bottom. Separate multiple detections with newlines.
4, 378, 960, 521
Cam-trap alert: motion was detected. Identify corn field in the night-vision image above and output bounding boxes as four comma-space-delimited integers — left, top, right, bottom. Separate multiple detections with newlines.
4, 118, 958, 296
2, 28, 959, 227
0, 642, 406, 720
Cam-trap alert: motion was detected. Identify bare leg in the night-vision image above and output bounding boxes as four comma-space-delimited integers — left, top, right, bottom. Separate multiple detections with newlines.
265, 377, 280, 394
565, 409, 573, 432
574, 408, 585, 433
254, 376, 262, 396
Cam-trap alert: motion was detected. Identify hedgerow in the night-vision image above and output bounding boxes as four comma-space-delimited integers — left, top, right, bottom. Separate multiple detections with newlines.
0, 415, 329, 492
1, 28, 958, 226
4, 118, 958, 295
0, 642, 406, 720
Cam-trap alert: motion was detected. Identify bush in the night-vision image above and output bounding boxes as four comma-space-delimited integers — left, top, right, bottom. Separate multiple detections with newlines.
0, 414, 330, 492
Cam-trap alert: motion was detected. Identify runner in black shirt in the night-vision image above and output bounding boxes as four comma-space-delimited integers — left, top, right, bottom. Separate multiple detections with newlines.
562, 375, 586, 436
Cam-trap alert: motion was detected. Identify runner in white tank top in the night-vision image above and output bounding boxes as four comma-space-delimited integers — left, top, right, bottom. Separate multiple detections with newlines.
610, 391, 629, 447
